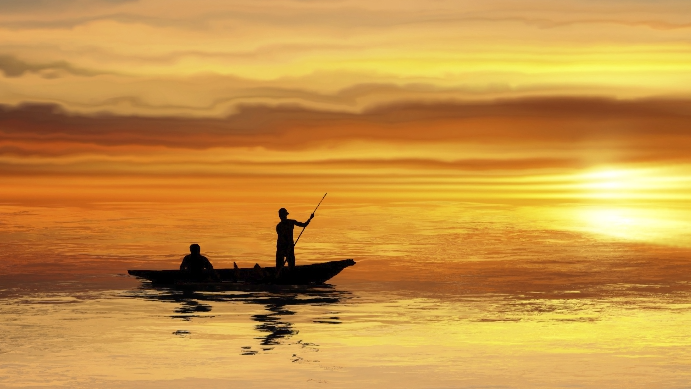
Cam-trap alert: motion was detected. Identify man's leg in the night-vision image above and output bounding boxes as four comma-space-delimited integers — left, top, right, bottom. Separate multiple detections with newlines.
276, 249, 285, 269
287, 246, 296, 269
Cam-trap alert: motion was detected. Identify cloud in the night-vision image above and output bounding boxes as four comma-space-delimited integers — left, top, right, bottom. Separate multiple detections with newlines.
0, 0, 135, 13
2, 0, 690, 32
2, 97, 691, 166
0, 55, 100, 78
1, 0, 690, 116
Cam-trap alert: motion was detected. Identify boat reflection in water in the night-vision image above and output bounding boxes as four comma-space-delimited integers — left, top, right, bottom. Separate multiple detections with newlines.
125, 283, 350, 354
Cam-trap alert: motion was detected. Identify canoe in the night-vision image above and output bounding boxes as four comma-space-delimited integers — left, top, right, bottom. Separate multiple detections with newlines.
128, 259, 356, 285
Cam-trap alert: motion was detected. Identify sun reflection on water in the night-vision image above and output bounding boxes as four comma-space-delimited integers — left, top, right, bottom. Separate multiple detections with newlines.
541, 206, 691, 247
515, 204, 691, 249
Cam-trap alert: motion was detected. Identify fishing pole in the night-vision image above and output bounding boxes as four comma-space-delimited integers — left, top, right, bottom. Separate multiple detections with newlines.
294, 192, 327, 247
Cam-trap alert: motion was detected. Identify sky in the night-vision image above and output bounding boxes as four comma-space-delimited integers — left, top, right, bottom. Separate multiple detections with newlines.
1, 0, 691, 210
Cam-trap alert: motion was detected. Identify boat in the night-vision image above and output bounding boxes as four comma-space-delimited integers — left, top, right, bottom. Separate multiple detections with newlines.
127, 259, 356, 286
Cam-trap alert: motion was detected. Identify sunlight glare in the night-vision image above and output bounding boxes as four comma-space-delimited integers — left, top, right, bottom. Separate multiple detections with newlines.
577, 169, 643, 199
571, 206, 691, 246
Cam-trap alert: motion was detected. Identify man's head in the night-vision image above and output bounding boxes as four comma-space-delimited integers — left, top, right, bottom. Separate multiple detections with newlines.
278, 208, 289, 220
189, 243, 201, 254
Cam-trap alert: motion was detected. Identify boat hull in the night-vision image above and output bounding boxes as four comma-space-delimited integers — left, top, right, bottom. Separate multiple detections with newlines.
128, 259, 355, 285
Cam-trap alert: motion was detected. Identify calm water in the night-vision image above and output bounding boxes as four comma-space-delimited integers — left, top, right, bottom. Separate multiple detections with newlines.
2, 202, 691, 388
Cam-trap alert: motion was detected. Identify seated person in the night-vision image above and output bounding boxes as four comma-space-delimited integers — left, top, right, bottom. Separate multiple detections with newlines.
180, 244, 215, 277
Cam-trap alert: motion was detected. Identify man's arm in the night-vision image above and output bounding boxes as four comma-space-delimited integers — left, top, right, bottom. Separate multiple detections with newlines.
294, 213, 315, 228
180, 256, 189, 271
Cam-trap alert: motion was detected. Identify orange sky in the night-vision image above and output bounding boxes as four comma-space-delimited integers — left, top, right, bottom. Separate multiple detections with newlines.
1, 0, 691, 208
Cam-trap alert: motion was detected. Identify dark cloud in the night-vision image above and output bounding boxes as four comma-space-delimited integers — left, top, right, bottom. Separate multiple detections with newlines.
0, 0, 135, 13
2, 97, 691, 164
0, 55, 100, 78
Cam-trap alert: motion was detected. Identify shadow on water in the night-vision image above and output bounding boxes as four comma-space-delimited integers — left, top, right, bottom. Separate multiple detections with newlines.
124, 283, 351, 354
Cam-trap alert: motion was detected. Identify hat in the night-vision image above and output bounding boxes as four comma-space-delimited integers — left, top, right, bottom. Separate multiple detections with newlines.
278, 208, 289, 216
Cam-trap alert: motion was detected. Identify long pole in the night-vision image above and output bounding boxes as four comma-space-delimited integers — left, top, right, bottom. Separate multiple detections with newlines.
294, 193, 327, 247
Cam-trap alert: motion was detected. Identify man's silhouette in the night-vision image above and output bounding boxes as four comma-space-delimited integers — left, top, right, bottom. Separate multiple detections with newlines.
180, 244, 215, 277
276, 208, 314, 270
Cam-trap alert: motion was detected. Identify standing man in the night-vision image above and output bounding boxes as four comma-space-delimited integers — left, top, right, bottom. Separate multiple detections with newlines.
276, 208, 314, 270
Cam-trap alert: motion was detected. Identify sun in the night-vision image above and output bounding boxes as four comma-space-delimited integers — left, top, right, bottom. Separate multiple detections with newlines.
577, 168, 642, 200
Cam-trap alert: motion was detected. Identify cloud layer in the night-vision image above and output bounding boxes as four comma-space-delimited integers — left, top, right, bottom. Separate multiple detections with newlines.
2, 97, 691, 157
1, 0, 691, 116
1, 0, 691, 204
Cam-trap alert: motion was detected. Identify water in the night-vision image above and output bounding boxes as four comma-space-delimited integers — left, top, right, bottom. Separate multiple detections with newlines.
2, 202, 691, 388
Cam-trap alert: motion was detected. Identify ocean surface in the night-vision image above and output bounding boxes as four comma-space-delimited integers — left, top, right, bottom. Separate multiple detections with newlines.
2, 201, 691, 388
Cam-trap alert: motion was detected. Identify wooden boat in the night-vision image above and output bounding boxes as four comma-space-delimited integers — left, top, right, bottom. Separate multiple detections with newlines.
128, 259, 356, 286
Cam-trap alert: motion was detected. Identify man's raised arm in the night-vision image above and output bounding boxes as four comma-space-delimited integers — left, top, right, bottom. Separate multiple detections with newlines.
294, 213, 315, 227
